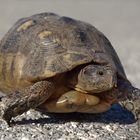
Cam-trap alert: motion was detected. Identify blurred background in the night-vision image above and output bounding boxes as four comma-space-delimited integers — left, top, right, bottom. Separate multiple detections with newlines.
0, 0, 139, 87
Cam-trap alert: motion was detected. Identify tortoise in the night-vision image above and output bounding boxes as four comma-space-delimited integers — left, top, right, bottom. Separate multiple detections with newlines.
0, 13, 139, 126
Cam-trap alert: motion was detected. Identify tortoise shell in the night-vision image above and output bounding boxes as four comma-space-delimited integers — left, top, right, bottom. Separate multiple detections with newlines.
0, 13, 126, 92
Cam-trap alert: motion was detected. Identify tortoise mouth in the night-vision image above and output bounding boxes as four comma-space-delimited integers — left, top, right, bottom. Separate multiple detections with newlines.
74, 81, 117, 95
74, 87, 88, 93
74, 85, 104, 94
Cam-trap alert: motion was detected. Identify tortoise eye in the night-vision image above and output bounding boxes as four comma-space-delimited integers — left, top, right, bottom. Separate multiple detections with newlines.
97, 71, 104, 76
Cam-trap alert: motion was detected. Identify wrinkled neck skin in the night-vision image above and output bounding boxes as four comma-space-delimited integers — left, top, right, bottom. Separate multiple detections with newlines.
117, 78, 140, 130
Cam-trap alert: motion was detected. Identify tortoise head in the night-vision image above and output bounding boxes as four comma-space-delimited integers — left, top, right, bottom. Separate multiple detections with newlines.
71, 64, 117, 93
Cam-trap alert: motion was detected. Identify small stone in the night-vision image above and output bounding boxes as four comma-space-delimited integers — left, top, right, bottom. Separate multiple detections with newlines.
26, 110, 31, 115
71, 122, 77, 128
21, 137, 30, 140
102, 125, 114, 132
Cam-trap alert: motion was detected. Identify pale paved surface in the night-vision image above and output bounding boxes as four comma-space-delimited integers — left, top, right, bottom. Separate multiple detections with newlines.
0, 0, 140, 140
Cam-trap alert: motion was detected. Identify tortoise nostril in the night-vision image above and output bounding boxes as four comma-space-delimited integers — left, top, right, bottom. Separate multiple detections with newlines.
83, 69, 91, 75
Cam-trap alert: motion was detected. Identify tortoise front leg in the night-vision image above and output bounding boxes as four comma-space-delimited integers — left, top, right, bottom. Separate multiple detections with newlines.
77, 89, 118, 113
0, 81, 54, 125
38, 90, 100, 113
77, 101, 111, 113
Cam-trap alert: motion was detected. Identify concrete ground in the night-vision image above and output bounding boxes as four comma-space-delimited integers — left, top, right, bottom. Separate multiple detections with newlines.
0, 0, 140, 140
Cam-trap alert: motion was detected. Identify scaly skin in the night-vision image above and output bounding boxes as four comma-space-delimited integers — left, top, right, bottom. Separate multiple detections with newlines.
120, 87, 140, 130
0, 81, 54, 125
117, 80, 140, 130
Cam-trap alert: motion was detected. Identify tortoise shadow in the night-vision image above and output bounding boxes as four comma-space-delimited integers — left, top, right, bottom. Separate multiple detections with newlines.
14, 104, 135, 126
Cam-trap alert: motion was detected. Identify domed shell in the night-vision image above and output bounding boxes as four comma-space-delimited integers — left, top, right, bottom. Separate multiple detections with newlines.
0, 13, 126, 83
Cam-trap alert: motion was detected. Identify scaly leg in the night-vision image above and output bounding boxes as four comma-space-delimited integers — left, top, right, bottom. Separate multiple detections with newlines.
0, 81, 54, 125
38, 90, 100, 113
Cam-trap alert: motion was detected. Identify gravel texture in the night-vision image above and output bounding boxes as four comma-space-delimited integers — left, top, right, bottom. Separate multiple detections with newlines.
0, 105, 140, 140
0, 0, 140, 140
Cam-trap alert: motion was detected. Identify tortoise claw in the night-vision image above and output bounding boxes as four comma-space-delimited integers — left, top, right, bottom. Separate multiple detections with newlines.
0, 99, 12, 126
0, 93, 26, 126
